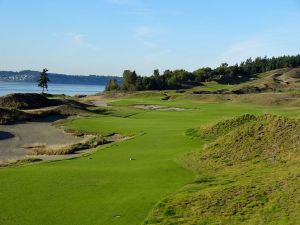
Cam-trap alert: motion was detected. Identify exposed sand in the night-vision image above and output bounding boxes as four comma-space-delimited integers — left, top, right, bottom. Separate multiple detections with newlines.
0, 116, 83, 163
80, 95, 108, 107
134, 105, 190, 111
22, 105, 61, 114
92, 100, 108, 107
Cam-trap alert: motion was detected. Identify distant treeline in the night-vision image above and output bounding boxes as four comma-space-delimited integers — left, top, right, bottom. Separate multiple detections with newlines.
106, 54, 300, 91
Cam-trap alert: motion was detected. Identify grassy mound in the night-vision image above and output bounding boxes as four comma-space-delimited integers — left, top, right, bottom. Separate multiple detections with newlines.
0, 93, 59, 109
191, 114, 300, 170
191, 114, 256, 139
51, 105, 89, 116
145, 114, 300, 225
53, 99, 101, 116
191, 68, 300, 95
0, 94, 99, 123
0, 107, 29, 124
0, 158, 43, 167
194, 114, 300, 170
28, 135, 109, 155
289, 69, 300, 78
24, 105, 84, 117
145, 174, 300, 225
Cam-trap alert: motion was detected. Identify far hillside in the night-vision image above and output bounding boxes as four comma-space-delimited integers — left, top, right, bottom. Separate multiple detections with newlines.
0, 70, 122, 85
191, 67, 300, 94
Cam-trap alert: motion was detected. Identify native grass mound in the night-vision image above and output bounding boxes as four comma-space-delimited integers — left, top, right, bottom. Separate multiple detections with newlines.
0, 93, 60, 109
144, 114, 300, 225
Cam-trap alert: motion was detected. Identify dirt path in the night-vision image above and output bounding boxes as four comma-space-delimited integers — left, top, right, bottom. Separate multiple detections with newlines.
0, 116, 83, 163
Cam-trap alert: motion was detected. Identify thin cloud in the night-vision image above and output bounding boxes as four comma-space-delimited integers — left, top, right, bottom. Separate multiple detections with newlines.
67, 32, 99, 51
134, 26, 160, 49
106, 0, 142, 7
106, 0, 164, 16
135, 26, 156, 38
144, 49, 171, 63
106, 0, 181, 17
225, 39, 264, 57
133, 25, 171, 69
219, 38, 268, 65
108, 0, 136, 5
219, 25, 300, 66
143, 41, 157, 49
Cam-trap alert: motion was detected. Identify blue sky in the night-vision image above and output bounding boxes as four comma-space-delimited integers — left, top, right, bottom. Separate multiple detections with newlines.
1, 0, 300, 76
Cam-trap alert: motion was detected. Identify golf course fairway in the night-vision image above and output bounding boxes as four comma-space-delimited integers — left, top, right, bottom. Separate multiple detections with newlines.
0, 94, 299, 225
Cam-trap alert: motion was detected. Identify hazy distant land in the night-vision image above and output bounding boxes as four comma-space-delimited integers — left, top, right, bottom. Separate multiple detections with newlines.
0, 70, 122, 85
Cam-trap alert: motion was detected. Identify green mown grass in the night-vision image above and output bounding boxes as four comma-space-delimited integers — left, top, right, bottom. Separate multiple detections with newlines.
0, 94, 299, 225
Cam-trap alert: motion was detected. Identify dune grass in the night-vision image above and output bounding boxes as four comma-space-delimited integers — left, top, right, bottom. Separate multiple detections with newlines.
27, 135, 108, 155
190, 114, 257, 140
144, 114, 300, 225
0, 107, 29, 124
0, 93, 299, 225
0, 157, 43, 168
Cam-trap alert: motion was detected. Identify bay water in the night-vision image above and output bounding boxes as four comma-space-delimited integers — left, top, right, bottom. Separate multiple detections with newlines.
0, 81, 105, 96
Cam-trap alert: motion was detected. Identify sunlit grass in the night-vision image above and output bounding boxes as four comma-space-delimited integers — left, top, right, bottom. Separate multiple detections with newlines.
0, 93, 299, 225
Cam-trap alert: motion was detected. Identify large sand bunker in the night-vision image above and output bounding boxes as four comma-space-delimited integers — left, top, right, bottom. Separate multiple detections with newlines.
0, 116, 83, 163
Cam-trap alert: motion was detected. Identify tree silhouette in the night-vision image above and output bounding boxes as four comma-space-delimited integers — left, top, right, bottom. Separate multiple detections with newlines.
38, 69, 50, 94
105, 79, 119, 91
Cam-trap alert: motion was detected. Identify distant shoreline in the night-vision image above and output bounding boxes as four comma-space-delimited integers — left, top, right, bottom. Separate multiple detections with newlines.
0, 81, 105, 96
0, 80, 105, 86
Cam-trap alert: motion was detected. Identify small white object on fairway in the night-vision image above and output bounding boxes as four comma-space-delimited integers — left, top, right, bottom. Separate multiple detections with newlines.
129, 157, 136, 161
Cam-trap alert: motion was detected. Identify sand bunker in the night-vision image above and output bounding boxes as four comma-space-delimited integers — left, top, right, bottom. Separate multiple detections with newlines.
0, 116, 83, 163
134, 105, 189, 111
92, 100, 108, 107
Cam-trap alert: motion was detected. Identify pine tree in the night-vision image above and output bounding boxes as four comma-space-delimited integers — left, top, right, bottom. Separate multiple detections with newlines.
38, 69, 50, 94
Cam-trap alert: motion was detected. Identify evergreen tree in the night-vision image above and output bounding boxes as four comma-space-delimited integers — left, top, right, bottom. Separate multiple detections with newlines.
105, 79, 119, 91
38, 69, 50, 94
